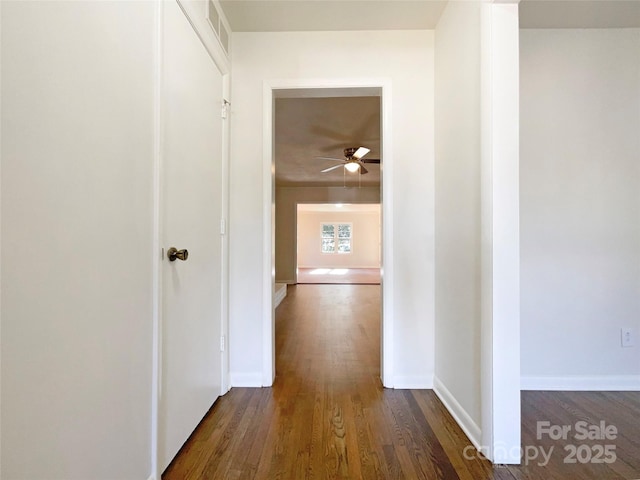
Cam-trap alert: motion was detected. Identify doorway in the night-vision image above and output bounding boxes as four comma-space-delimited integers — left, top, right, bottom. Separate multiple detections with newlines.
263, 81, 394, 387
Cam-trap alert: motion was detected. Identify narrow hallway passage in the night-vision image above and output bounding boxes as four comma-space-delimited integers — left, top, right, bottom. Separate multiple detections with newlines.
162, 284, 500, 479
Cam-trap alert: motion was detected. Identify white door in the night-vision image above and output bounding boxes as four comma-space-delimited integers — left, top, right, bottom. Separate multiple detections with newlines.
159, 1, 224, 470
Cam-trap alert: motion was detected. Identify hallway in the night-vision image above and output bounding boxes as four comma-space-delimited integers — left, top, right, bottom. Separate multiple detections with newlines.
163, 285, 640, 479
162, 285, 497, 479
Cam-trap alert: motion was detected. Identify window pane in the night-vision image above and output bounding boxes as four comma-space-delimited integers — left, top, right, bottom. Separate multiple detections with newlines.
337, 239, 351, 253
337, 224, 351, 238
321, 224, 335, 238
322, 238, 335, 253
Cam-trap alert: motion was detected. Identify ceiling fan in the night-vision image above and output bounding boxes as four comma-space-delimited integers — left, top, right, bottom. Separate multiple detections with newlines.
317, 147, 380, 174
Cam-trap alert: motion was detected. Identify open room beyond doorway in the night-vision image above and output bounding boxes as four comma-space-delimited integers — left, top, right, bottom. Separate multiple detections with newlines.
266, 81, 393, 386
296, 203, 381, 285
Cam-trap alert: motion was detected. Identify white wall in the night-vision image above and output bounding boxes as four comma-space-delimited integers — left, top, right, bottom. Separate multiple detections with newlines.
229, 31, 435, 387
520, 29, 640, 389
276, 186, 380, 283
434, 2, 522, 460
434, 0, 483, 439
297, 209, 380, 269
1, 2, 155, 478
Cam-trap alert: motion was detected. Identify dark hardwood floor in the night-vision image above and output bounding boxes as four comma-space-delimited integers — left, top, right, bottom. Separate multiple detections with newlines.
163, 284, 640, 479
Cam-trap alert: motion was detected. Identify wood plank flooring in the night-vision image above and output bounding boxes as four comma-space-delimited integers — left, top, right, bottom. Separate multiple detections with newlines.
163, 284, 640, 480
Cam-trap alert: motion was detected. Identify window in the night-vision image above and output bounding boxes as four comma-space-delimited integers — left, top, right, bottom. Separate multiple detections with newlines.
321, 223, 352, 254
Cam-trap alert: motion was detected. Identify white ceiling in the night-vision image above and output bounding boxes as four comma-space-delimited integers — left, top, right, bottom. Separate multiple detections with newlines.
219, 0, 640, 32
298, 203, 381, 213
520, 1, 640, 29
219, 1, 447, 32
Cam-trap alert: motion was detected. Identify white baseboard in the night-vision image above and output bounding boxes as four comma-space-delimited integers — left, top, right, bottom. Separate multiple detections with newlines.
393, 375, 434, 389
230, 372, 263, 387
433, 376, 482, 451
276, 278, 295, 285
521, 375, 640, 391
274, 284, 287, 308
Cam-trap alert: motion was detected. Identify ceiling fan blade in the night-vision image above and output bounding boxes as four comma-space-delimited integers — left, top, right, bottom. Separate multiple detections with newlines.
353, 146, 370, 159
361, 158, 380, 164
358, 163, 369, 175
321, 164, 345, 173
316, 156, 345, 163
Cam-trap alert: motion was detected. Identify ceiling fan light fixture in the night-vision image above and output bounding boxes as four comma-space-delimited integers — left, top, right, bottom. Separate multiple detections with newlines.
353, 147, 370, 159
344, 162, 360, 173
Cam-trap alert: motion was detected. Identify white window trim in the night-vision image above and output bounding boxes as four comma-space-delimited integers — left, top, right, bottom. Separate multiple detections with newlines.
320, 222, 352, 255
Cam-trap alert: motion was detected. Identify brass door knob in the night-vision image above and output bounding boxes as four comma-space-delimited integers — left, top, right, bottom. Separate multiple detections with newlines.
167, 247, 189, 262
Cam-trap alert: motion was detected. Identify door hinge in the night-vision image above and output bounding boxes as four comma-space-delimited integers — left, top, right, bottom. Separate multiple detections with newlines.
220, 335, 225, 352
221, 99, 230, 119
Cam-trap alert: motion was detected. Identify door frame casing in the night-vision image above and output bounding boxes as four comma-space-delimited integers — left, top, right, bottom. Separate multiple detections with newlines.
262, 78, 394, 387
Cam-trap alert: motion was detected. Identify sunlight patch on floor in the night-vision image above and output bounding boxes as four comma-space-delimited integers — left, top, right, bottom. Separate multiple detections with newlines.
309, 268, 349, 276
329, 269, 348, 275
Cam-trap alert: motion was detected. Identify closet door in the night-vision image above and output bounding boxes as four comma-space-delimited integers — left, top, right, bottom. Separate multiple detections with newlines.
159, 0, 224, 470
